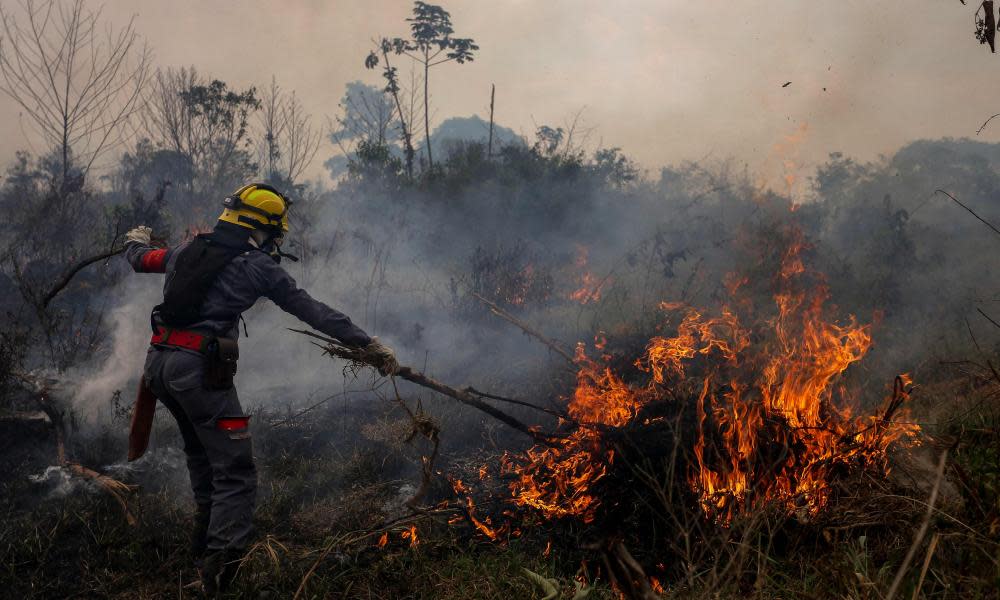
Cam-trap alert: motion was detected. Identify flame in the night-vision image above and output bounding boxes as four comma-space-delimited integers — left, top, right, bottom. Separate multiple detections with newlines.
569, 272, 605, 304
506, 264, 535, 306
756, 122, 809, 202
452, 479, 501, 540
650, 577, 665, 594
377, 532, 388, 548
501, 231, 918, 524
401, 525, 419, 547
569, 245, 610, 304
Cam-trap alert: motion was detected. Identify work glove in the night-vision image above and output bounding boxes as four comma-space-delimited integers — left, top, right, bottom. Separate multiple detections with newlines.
125, 225, 152, 245
363, 337, 399, 376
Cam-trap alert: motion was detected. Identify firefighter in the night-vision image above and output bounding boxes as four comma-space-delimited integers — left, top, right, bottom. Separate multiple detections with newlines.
124, 182, 397, 595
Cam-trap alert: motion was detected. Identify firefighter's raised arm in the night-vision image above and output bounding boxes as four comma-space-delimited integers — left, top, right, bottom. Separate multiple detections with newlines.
124, 225, 171, 273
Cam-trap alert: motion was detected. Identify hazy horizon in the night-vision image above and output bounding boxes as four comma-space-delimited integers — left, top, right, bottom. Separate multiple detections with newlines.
0, 0, 993, 192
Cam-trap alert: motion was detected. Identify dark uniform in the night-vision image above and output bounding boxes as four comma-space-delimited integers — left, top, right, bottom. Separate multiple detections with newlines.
125, 222, 372, 560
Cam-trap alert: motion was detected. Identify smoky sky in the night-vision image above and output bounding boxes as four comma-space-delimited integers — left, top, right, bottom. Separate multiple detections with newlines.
0, 0, 992, 190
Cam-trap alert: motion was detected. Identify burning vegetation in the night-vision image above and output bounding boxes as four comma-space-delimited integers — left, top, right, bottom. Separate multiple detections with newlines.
513, 234, 918, 521
1, 1, 999, 598
420, 228, 925, 597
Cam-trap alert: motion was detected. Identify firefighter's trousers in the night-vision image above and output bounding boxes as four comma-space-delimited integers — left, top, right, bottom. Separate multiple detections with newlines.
143, 346, 257, 553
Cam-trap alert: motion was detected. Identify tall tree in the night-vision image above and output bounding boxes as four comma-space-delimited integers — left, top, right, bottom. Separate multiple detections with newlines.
366, 41, 417, 178
367, 2, 477, 171
0, 0, 150, 188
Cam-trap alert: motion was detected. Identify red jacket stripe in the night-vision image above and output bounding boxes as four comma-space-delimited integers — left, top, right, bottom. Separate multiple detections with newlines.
139, 249, 168, 272
217, 417, 250, 431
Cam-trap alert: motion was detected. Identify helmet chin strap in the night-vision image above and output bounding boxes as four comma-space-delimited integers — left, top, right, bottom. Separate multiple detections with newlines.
249, 229, 299, 263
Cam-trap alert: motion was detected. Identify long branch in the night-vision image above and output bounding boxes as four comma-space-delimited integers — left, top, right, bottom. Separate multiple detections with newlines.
289, 328, 564, 447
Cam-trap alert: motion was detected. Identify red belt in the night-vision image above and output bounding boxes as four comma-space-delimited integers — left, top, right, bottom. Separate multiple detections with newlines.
150, 327, 212, 353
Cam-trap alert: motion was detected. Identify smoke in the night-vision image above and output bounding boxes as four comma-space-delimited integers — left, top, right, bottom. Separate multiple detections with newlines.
70, 277, 162, 419
37, 133, 1000, 487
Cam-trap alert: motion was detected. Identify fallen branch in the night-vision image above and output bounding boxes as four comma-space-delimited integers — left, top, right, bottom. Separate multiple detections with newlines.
471, 292, 575, 365
13, 370, 137, 524
66, 462, 137, 525
289, 328, 565, 447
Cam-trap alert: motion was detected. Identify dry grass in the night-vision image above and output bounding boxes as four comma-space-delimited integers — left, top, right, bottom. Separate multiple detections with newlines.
1, 370, 997, 599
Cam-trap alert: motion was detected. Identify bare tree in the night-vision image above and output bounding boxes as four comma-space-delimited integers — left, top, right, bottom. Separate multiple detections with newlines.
278, 90, 321, 185
366, 42, 417, 177
0, 0, 151, 187
256, 76, 320, 187
143, 67, 197, 156
258, 76, 286, 182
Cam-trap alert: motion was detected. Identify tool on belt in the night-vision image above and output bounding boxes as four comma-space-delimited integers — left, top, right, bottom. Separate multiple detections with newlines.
127, 327, 240, 461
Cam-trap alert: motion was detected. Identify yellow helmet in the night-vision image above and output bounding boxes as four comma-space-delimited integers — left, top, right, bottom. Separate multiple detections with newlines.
218, 182, 291, 233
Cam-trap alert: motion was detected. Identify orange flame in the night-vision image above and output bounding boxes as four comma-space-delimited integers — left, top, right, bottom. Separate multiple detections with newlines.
569, 245, 610, 304
501, 231, 918, 524
650, 577, 665, 594
452, 478, 503, 540
401, 525, 419, 547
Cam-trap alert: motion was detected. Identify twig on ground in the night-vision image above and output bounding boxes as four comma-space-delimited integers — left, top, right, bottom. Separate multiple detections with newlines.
388, 377, 441, 508
886, 449, 948, 600
911, 533, 940, 600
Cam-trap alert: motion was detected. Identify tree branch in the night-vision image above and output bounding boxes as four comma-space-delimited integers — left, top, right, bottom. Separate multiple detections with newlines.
289, 328, 565, 447
41, 245, 125, 308
471, 292, 576, 365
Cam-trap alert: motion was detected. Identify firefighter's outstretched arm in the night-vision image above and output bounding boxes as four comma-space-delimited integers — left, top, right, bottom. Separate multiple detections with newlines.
124, 225, 170, 273
254, 258, 371, 347
251, 258, 399, 374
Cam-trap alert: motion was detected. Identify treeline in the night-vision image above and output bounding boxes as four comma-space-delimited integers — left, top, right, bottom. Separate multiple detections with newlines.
3, 0, 1000, 430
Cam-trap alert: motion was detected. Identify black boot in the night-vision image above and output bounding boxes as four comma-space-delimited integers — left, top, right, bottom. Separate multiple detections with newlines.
201, 550, 242, 597
190, 506, 211, 567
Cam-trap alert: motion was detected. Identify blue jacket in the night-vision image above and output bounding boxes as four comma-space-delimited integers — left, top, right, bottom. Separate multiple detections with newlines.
125, 224, 372, 347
